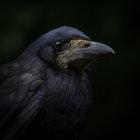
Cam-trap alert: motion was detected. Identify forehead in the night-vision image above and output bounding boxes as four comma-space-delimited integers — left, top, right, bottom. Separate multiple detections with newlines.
42, 26, 91, 44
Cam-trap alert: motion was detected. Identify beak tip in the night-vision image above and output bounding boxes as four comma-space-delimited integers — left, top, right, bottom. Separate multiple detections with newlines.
110, 49, 115, 54
90, 41, 115, 55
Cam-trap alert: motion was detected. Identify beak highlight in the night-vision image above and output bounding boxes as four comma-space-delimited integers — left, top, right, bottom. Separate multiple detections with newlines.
72, 41, 115, 60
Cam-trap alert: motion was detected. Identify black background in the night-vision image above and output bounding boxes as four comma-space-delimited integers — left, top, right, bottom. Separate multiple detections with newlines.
0, 1, 140, 139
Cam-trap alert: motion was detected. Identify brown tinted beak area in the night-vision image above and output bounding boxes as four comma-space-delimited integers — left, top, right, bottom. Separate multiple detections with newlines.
56, 39, 115, 69
71, 41, 115, 60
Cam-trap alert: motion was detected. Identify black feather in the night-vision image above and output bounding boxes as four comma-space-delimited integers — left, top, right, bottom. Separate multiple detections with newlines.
0, 26, 92, 140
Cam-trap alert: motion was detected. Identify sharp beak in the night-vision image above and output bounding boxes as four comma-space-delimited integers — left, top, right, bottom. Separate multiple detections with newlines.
72, 41, 115, 61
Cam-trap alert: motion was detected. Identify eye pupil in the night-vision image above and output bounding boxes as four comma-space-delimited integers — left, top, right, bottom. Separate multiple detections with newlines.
55, 41, 63, 50
56, 41, 62, 46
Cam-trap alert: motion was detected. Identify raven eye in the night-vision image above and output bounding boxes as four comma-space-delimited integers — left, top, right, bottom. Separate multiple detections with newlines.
55, 41, 63, 50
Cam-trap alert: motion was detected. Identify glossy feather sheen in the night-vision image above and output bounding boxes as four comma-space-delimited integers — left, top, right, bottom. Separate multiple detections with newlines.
0, 62, 92, 140
0, 26, 92, 140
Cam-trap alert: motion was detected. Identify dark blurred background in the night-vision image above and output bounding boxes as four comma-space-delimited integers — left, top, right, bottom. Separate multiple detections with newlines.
0, 1, 139, 140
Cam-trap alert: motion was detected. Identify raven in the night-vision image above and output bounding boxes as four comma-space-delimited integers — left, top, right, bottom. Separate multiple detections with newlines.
0, 26, 114, 140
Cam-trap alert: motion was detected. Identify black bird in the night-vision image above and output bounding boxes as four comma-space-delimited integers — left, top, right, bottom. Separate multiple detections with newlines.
0, 26, 114, 140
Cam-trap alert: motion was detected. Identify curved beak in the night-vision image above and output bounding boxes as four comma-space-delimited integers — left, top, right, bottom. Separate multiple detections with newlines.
72, 41, 115, 61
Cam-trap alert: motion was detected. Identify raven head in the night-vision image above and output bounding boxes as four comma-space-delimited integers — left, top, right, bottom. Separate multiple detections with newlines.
22, 26, 115, 71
